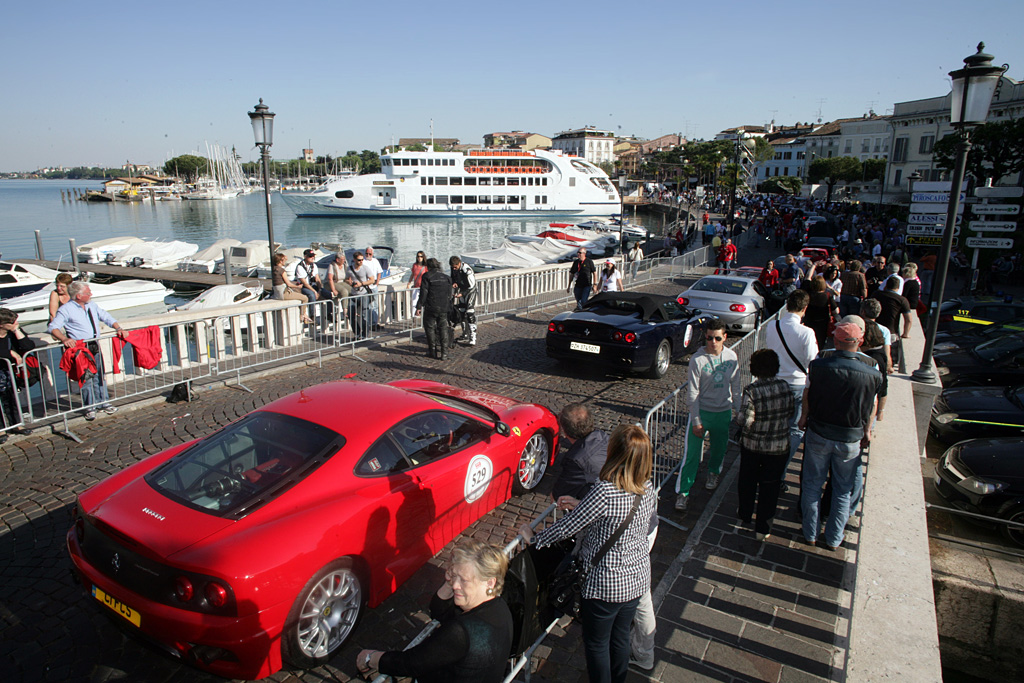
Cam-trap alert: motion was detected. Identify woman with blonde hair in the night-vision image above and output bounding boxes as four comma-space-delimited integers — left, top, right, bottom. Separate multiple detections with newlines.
48, 272, 74, 322
520, 424, 657, 683
357, 538, 513, 682
270, 252, 312, 323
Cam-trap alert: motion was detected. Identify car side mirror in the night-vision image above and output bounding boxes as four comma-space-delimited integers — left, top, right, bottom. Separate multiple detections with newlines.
495, 422, 511, 437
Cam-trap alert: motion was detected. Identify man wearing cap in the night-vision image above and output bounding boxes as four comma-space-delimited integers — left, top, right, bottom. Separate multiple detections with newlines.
799, 321, 881, 551
296, 250, 322, 303
567, 247, 597, 309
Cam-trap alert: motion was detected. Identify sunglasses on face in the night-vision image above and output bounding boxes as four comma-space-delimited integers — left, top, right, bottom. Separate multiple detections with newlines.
706, 335, 724, 341
354, 258, 363, 263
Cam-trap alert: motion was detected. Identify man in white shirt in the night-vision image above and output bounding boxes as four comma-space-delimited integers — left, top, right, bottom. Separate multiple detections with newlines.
361, 246, 383, 328
765, 289, 819, 484
880, 262, 904, 295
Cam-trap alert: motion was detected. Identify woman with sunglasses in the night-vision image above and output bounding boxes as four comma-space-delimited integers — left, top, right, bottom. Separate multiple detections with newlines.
406, 251, 428, 311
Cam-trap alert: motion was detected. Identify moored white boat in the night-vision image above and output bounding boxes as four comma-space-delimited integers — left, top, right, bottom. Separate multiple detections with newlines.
77, 237, 146, 264
178, 239, 243, 274
0, 261, 64, 299
109, 240, 200, 269
4, 280, 172, 324
279, 148, 620, 218
175, 282, 263, 312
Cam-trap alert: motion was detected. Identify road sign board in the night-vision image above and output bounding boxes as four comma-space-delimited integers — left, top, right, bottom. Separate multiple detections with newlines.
909, 202, 964, 214
906, 236, 956, 246
972, 204, 1020, 215
907, 225, 959, 236
909, 213, 962, 225
966, 237, 1014, 249
913, 181, 967, 192
969, 220, 1018, 232
975, 186, 1024, 198
912, 192, 965, 203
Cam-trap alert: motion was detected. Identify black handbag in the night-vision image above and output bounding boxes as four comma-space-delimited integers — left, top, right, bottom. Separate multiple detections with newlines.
547, 493, 642, 617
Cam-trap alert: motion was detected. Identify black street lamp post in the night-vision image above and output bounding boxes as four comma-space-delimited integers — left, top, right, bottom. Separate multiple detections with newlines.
248, 99, 277, 260
912, 43, 1008, 384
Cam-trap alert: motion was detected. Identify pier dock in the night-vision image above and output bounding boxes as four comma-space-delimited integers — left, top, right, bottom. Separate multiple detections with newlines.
8, 258, 271, 291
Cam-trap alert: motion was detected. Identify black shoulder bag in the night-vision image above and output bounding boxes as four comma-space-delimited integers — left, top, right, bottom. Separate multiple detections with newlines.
548, 493, 642, 617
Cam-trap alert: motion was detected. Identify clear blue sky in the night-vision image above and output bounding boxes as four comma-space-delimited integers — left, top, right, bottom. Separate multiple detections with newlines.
3, 0, 1023, 172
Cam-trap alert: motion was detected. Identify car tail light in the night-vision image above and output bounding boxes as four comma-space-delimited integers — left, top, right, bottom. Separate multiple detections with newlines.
204, 582, 229, 608
174, 576, 194, 602
548, 322, 556, 332
677, 296, 689, 306
612, 331, 623, 341
557, 323, 565, 333
624, 332, 637, 343
547, 322, 566, 333
730, 303, 748, 312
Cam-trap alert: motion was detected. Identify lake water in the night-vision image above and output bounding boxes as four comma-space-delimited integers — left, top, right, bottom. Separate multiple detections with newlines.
0, 179, 665, 272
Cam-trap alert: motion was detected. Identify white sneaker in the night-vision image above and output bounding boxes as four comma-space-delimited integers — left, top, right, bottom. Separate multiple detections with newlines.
674, 494, 688, 511
706, 473, 720, 490
84, 410, 97, 421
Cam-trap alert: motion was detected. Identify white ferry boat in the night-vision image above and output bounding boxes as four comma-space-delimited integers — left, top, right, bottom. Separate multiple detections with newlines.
278, 148, 620, 218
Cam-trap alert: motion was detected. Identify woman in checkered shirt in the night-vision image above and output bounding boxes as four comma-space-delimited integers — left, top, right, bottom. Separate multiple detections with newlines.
520, 424, 657, 683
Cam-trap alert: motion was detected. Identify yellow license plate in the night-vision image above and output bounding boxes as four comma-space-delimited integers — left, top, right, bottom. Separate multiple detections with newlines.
93, 585, 141, 627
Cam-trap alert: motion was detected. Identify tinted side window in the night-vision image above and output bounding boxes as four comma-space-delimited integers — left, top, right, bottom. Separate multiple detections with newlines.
356, 436, 408, 476
391, 411, 489, 466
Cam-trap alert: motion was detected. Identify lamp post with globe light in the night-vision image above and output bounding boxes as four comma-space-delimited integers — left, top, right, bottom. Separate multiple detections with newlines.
912, 43, 1008, 384
248, 99, 277, 260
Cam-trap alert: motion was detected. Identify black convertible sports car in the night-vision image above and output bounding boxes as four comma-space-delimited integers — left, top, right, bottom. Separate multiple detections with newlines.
546, 292, 715, 378
935, 333, 1024, 387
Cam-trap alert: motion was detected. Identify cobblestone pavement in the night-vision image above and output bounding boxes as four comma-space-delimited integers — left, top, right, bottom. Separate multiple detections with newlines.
2, 235, 855, 683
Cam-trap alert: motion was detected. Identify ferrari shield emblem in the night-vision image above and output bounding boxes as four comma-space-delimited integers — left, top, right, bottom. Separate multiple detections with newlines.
512, 426, 521, 437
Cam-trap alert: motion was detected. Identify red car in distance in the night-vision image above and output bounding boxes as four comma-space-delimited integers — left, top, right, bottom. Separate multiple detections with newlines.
67, 379, 558, 679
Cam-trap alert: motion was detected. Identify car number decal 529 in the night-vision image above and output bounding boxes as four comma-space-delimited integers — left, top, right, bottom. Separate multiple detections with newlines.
464, 454, 493, 504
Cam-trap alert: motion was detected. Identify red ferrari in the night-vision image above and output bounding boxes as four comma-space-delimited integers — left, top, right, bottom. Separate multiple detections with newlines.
67, 379, 558, 679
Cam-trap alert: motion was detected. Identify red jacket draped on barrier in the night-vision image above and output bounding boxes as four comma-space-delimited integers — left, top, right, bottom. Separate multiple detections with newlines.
59, 342, 98, 387
111, 326, 163, 373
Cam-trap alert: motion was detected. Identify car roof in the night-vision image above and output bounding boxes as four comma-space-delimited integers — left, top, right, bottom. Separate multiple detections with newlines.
582, 291, 680, 322
257, 380, 450, 432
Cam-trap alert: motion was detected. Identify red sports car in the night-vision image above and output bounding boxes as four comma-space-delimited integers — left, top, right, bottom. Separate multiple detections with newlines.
67, 379, 558, 679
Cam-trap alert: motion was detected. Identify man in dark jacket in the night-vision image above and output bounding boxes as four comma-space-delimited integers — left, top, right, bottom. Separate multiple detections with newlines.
567, 247, 597, 309
416, 258, 452, 360
551, 403, 609, 503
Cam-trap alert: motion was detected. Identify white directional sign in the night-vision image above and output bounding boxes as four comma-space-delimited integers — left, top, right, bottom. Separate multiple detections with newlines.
975, 186, 1024, 198
909, 213, 962, 225
972, 204, 1020, 215
911, 192, 965, 203
969, 220, 1018, 232
914, 181, 967, 192
909, 202, 965, 214
966, 237, 1014, 249
907, 225, 959, 236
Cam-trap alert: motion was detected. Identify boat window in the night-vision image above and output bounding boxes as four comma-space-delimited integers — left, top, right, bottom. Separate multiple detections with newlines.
435, 177, 448, 186
494, 195, 506, 204
436, 195, 449, 205
478, 178, 491, 186
427, 196, 435, 204
335, 190, 354, 199
233, 291, 250, 303
411, 159, 419, 166
464, 196, 477, 204
464, 177, 476, 186
508, 178, 520, 186
421, 195, 427, 203
591, 178, 614, 192
479, 195, 491, 203
450, 177, 462, 186
492, 178, 505, 186
452, 196, 463, 204
569, 178, 576, 187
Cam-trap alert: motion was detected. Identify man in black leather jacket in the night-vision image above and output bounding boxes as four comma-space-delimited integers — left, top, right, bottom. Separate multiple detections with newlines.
416, 258, 453, 360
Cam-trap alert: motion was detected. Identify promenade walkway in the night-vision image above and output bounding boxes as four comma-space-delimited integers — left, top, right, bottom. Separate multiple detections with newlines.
0, 230, 939, 682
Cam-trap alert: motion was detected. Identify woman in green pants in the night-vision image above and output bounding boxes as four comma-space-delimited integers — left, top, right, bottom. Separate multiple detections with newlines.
675, 319, 741, 512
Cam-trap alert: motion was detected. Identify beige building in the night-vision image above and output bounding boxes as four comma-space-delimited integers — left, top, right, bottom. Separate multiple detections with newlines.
551, 126, 616, 165
483, 131, 551, 150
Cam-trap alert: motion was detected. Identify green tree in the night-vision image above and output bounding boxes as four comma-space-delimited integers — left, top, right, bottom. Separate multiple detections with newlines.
753, 136, 776, 164
163, 154, 208, 182
808, 156, 862, 203
862, 158, 887, 182
358, 150, 381, 174
406, 143, 427, 152
933, 118, 1024, 184
760, 176, 803, 195
597, 161, 616, 176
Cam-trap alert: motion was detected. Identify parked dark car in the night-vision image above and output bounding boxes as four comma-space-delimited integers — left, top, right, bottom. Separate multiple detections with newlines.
933, 318, 1024, 354
933, 437, 1024, 546
802, 236, 838, 256
935, 333, 1024, 387
937, 297, 1024, 333
930, 385, 1024, 444
546, 292, 715, 379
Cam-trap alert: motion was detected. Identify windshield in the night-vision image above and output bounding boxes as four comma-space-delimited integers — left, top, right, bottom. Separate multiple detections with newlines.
145, 412, 343, 518
974, 334, 1024, 362
692, 278, 749, 296
1009, 386, 1024, 409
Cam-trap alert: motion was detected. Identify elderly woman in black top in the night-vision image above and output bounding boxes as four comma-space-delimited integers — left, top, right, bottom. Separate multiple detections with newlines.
520, 424, 657, 683
0, 308, 33, 440
357, 539, 513, 682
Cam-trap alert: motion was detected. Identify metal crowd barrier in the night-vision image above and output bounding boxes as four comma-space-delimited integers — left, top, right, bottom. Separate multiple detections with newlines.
643, 308, 781, 493
371, 502, 560, 683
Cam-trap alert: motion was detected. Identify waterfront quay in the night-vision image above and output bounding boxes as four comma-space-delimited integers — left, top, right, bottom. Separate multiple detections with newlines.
1, 247, 944, 682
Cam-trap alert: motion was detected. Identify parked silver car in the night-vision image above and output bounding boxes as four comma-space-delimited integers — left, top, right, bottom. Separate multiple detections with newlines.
677, 274, 767, 333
